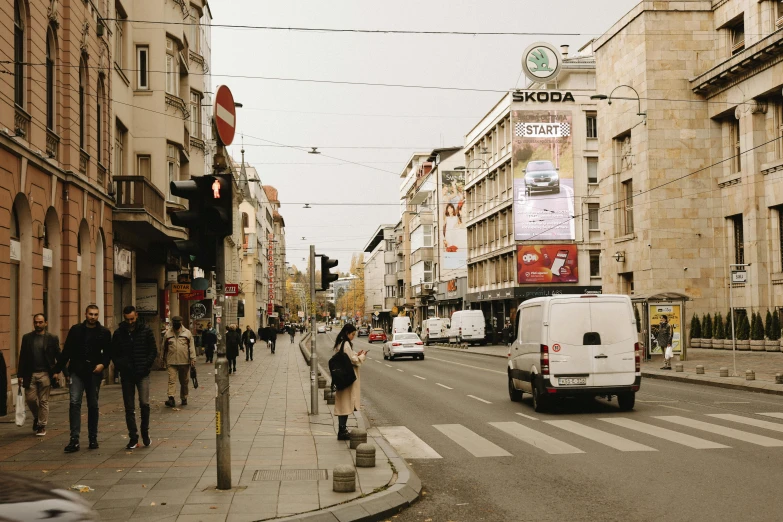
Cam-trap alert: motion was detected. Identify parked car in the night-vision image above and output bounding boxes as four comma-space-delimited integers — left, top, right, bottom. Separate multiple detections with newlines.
0, 472, 99, 521
384, 333, 425, 360
357, 327, 369, 337
368, 328, 387, 344
523, 160, 560, 195
422, 318, 450, 345
446, 310, 486, 345
317, 325, 326, 334
507, 294, 640, 413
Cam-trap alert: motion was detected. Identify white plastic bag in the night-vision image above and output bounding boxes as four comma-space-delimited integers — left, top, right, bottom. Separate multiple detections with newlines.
15, 384, 26, 427
664, 346, 673, 361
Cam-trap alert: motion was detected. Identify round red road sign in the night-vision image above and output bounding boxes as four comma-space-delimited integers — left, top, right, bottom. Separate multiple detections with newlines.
213, 85, 236, 146
552, 344, 561, 352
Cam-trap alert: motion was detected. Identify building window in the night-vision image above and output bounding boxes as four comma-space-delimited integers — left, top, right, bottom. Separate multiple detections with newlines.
136, 46, 149, 89
587, 157, 598, 184
167, 144, 179, 200
115, 2, 126, 68
137, 154, 151, 178
424, 224, 433, 247
586, 112, 597, 139
620, 272, 634, 295
590, 250, 601, 277
731, 18, 745, 55
46, 26, 55, 130
97, 77, 105, 164
189, 6, 200, 54
79, 55, 87, 149
732, 119, 741, 173
190, 91, 201, 138
14, 0, 25, 107
165, 38, 178, 95
622, 180, 634, 235
115, 120, 126, 177
731, 214, 744, 264
777, 1, 783, 29
423, 261, 433, 283
588, 203, 599, 231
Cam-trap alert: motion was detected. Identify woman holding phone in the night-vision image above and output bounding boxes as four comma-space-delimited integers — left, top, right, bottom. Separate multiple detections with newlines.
332, 324, 366, 440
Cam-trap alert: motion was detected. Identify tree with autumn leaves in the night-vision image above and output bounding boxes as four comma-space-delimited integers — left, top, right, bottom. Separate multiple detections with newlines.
335, 253, 365, 322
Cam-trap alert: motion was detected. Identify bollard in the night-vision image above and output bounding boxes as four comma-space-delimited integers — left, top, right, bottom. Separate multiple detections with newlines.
333, 465, 356, 492
719, 367, 729, 377
318, 374, 327, 389
326, 391, 335, 405
323, 388, 331, 400
349, 428, 367, 450
746, 370, 755, 381
355, 443, 376, 468
675, 363, 683, 372
695, 365, 704, 375
776, 373, 783, 384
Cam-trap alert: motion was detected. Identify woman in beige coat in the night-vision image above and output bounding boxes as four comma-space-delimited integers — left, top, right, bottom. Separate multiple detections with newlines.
333, 324, 366, 440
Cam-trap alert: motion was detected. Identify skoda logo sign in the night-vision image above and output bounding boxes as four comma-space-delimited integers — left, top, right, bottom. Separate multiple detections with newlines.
522, 42, 562, 84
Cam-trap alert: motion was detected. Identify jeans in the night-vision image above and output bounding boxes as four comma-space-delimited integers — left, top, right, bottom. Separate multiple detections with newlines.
290, 334, 295, 344
25, 372, 51, 427
121, 375, 150, 441
245, 344, 254, 361
69, 372, 102, 441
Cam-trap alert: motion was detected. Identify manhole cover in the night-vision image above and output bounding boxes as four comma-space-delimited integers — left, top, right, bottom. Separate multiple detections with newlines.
252, 469, 328, 481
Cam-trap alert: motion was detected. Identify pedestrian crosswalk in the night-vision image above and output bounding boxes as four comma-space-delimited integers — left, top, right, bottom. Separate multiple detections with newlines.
376, 412, 783, 459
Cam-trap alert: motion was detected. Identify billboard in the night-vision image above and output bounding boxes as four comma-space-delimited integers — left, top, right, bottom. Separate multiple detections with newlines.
512, 110, 575, 241
440, 170, 467, 270
649, 304, 681, 355
517, 244, 578, 284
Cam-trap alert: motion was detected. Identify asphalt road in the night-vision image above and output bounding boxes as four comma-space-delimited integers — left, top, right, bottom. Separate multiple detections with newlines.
315, 331, 783, 522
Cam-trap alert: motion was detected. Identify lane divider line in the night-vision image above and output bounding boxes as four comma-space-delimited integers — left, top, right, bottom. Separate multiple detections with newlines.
468, 394, 492, 404
385, 364, 392, 368
427, 356, 506, 375
397, 369, 404, 373
516, 413, 538, 421
436, 383, 453, 390
414, 375, 426, 380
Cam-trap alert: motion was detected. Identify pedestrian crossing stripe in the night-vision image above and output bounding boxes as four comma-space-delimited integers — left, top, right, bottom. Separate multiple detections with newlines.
490, 421, 584, 455
544, 420, 656, 452
706, 414, 783, 434
600, 418, 729, 449
655, 416, 783, 447
434, 424, 512, 457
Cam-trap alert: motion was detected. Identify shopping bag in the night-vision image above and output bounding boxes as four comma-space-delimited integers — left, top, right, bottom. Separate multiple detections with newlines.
15, 384, 26, 427
190, 366, 199, 389
664, 346, 673, 360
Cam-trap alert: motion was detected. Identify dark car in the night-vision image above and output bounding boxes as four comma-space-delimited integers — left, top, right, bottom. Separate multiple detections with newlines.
357, 327, 369, 337
523, 160, 560, 195
0, 472, 99, 521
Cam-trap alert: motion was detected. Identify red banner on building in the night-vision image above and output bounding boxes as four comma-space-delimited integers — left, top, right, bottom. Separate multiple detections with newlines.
267, 233, 275, 315
517, 244, 578, 284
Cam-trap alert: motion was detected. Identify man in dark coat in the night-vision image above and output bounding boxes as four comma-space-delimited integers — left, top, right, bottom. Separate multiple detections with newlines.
17, 313, 61, 436
260, 325, 277, 354
55, 304, 112, 453
226, 324, 242, 374
202, 322, 217, 363
241, 325, 256, 362
111, 306, 158, 449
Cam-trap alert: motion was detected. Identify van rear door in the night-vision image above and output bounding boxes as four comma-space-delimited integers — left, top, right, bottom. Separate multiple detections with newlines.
588, 299, 636, 387
547, 299, 595, 386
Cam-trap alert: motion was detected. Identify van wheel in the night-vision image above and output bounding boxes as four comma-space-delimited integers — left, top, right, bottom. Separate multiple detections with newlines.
508, 376, 523, 402
532, 379, 549, 413
618, 392, 635, 411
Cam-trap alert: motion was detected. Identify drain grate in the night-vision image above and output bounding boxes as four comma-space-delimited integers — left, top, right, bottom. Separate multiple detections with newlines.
252, 469, 328, 481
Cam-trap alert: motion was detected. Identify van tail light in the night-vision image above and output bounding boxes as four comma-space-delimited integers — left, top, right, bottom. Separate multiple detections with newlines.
415, 341, 423, 345
540, 344, 550, 376
392, 342, 401, 346
634, 342, 641, 372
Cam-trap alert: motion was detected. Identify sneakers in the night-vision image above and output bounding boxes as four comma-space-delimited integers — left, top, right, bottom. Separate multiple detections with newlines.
89, 438, 99, 450
35, 427, 46, 437
181, 398, 188, 406
32, 417, 39, 433
64, 439, 80, 453
165, 397, 176, 408
142, 433, 151, 447
126, 440, 139, 450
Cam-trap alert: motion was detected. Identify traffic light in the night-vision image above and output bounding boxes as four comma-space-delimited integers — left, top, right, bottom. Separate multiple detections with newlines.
320, 255, 339, 291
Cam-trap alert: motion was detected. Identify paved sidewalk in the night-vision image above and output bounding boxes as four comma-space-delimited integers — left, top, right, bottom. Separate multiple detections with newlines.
0, 334, 415, 521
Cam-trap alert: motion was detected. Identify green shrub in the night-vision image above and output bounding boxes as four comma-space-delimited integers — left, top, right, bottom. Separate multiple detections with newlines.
737, 313, 750, 340
752, 312, 765, 341
713, 313, 725, 340
765, 310, 773, 340
772, 311, 782, 341
702, 313, 713, 339
690, 314, 701, 339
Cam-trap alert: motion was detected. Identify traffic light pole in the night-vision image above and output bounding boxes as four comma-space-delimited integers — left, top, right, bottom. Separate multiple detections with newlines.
215, 236, 231, 489
310, 245, 318, 415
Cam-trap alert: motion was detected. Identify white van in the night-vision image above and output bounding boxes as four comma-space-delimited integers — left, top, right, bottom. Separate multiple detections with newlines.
507, 294, 640, 412
392, 316, 412, 335
422, 318, 450, 345
446, 310, 486, 345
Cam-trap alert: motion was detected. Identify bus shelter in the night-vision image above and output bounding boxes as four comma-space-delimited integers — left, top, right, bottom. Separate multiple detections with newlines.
631, 291, 691, 362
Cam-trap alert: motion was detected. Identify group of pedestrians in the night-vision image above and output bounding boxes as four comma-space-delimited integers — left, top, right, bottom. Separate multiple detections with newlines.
223, 324, 282, 373
17, 305, 197, 453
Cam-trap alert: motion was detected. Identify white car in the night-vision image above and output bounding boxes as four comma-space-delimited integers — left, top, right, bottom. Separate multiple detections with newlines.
384, 333, 425, 360
317, 325, 326, 334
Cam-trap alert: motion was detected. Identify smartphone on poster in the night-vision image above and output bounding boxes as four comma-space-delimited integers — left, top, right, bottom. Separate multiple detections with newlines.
550, 249, 570, 276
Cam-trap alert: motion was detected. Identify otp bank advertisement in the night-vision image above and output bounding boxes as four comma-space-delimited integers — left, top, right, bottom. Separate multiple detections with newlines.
517, 244, 578, 284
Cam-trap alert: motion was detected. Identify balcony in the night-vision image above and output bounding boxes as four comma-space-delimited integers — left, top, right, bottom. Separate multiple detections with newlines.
384, 273, 397, 286
14, 105, 30, 138
115, 176, 165, 221
384, 297, 397, 310
384, 250, 397, 264
409, 210, 433, 232
411, 246, 433, 265
46, 129, 60, 160
113, 176, 185, 241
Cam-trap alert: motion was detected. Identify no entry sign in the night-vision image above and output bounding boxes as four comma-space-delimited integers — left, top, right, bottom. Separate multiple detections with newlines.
213, 85, 236, 146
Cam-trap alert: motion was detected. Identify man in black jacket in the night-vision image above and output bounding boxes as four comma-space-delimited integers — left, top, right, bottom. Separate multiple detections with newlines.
55, 304, 111, 453
111, 306, 158, 449
202, 322, 217, 363
17, 313, 61, 436
241, 325, 256, 362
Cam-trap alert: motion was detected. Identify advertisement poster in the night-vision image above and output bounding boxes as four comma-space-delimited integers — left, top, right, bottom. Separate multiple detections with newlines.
440, 170, 467, 270
511, 110, 575, 241
517, 244, 578, 284
649, 304, 681, 355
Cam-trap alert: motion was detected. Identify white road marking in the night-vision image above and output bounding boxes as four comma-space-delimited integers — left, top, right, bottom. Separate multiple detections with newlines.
436, 383, 453, 390
385, 364, 392, 368
658, 404, 692, 412
515, 413, 538, 421
375, 360, 382, 364
601, 418, 729, 449
433, 424, 512, 457
637, 400, 678, 403
714, 401, 750, 404
657, 416, 783, 447
414, 375, 426, 380
427, 356, 506, 375
377, 426, 442, 459
758, 412, 783, 420
545, 420, 656, 452
707, 414, 783, 434
490, 422, 584, 455
397, 369, 404, 373
467, 395, 492, 404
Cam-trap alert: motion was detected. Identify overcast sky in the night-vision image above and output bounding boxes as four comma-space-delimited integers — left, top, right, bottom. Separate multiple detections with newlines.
210, 0, 640, 272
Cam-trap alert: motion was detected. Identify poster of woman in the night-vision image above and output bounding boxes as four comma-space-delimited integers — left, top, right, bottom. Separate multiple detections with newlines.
441, 171, 467, 270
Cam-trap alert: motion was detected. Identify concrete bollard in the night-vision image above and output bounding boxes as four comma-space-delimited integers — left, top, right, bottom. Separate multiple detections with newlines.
326, 392, 335, 405
332, 465, 356, 492
323, 388, 331, 400
746, 370, 755, 381
776, 373, 783, 384
318, 375, 327, 389
355, 443, 376, 468
349, 428, 367, 450
695, 365, 704, 375
675, 363, 683, 372
720, 367, 729, 377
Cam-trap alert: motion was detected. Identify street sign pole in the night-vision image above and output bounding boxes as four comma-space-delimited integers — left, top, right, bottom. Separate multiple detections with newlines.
310, 245, 318, 415
215, 236, 231, 489
729, 263, 750, 378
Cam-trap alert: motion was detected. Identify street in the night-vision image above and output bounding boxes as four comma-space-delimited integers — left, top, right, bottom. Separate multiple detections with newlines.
316, 332, 783, 521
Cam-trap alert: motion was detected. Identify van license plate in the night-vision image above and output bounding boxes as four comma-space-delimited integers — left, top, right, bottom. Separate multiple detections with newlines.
558, 377, 586, 385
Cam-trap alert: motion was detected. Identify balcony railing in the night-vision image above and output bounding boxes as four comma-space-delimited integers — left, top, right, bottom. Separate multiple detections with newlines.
46, 129, 60, 159
114, 175, 165, 222
14, 105, 30, 138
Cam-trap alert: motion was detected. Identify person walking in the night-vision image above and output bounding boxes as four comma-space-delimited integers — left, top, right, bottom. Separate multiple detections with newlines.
111, 306, 158, 449
262, 325, 277, 354
332, 324, 366, 441
242, 325, 256, 362
226, 324, 242, 373
163, 316, 196, 407
658, 315, 674, 370
55, 304, 112, 452
17, 313, 61, 437
202, 322, 217, 363
503, 320, 513, 347
287, 323, 296, 344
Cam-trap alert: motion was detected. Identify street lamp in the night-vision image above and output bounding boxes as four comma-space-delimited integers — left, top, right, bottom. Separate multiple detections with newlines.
590, 84, 646, 121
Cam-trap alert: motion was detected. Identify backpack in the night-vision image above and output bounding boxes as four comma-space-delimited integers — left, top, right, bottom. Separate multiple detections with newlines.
328, 345, 357, 391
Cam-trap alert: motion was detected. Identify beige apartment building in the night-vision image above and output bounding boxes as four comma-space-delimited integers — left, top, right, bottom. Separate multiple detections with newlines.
593, 0, 783, 327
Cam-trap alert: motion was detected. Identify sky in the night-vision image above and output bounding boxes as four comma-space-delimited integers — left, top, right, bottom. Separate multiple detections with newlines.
209, 0, 640, 273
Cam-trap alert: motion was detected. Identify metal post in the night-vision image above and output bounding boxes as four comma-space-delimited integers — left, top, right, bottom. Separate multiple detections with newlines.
215, 237, 231, 490
309, 245, 318, 415
729, 275, 736, 378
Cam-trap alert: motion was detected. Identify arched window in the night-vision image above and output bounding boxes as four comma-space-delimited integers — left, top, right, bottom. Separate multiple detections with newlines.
97, 76, 105, 164
46, 26, 56, 130
79, 55, 87, 149
14, 0, 25, 107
